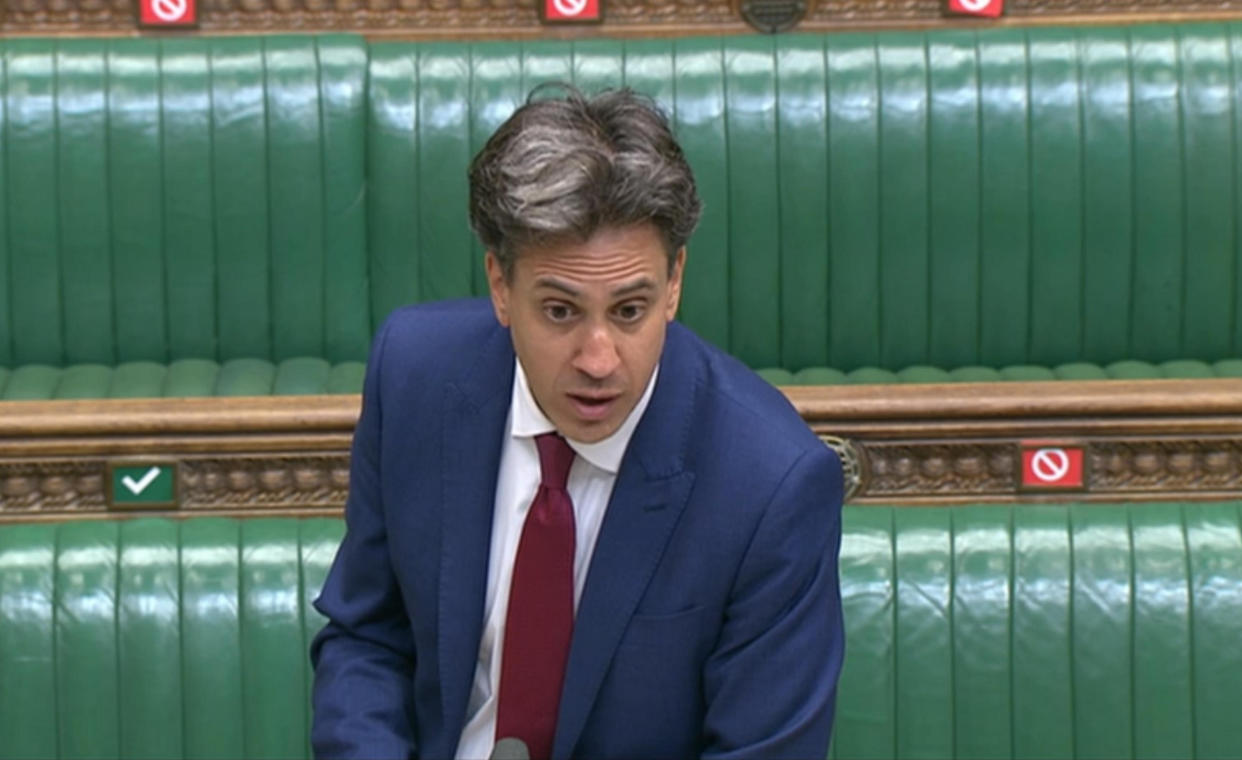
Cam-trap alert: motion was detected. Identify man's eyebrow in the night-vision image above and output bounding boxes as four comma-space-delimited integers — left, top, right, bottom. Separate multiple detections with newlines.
533, 277, 581, 298
532, 277, 657, 298
611, 278, 656, 298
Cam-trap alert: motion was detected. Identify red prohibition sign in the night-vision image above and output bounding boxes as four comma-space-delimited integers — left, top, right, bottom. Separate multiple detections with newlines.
543, 0, 599, 22
141, 0, 196, 25
1030, 448, 1069, 482
948, 0, 1003, 17
1021, 444, 1084, 489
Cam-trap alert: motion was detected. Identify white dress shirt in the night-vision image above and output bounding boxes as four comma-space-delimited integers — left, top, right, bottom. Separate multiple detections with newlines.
455, 359, 659, 760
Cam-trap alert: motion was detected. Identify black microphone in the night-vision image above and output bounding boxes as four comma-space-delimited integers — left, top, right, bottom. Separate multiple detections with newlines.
490, 737, 531, 760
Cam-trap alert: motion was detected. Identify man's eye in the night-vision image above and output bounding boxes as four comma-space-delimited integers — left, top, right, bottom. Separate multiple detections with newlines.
544, 303, 575, 322
615, 302, 647, 322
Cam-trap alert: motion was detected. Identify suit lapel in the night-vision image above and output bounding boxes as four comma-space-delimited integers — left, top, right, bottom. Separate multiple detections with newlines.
438, 326, 515, 744
553, 324, 701, 759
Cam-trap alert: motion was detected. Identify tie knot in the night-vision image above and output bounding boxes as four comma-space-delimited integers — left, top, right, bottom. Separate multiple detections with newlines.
535, 433, 575, 489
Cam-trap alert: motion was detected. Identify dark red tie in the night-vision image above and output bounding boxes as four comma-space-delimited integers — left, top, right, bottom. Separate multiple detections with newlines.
495, 433, 577, 760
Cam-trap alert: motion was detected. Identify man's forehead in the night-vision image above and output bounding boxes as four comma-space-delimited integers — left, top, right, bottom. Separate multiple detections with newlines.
513, 225, 667, 277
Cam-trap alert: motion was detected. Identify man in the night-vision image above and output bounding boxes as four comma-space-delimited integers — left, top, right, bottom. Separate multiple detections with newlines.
311, 85, 844, 759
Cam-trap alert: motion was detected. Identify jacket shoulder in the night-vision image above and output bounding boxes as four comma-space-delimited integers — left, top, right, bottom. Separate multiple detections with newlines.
669, 323, 832, 481
367, 299, 509, 412
380, 298, 498, 352
375, 299, 500, 374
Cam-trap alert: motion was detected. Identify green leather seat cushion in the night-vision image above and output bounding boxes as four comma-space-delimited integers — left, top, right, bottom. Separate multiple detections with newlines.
2, 355, 1227, 398
2, 503, 1240, 759
0, 358, 365, 399
759, 358, 1242, 385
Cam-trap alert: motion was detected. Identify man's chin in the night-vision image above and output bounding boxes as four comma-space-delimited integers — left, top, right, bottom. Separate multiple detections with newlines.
554, 408, 626, 444
559, 420, 620, 444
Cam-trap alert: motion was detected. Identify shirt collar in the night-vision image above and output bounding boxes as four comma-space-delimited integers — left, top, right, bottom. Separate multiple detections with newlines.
510, 359, 659, 474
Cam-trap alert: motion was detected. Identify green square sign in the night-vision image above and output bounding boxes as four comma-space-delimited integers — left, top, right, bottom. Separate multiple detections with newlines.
108, 463, 178, 508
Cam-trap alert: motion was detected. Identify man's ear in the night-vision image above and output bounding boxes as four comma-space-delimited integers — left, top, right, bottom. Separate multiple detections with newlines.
665, 247, 686, 321
485, 252, 511, 327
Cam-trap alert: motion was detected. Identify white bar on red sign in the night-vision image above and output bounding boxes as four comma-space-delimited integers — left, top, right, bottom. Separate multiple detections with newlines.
544, 0, 601, 22
947, 0, 1003, 17
140, 0, 196, 25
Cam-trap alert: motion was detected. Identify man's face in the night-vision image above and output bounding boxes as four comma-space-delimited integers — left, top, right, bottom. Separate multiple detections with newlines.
486, 223, 685, 444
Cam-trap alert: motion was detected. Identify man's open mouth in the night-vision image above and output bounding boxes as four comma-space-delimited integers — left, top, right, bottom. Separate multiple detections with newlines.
568, 393, 620, 420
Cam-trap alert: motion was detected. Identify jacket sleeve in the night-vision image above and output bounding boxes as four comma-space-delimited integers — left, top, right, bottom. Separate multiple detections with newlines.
701, 443, 846, 759
310, 317, 419, 759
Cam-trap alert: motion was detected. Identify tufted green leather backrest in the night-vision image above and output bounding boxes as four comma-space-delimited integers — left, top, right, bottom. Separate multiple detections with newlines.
0, 517, 341, 759
0, 36, 370, 367
7, 27, 1242, 379
834, 502, 1242, 759
2, 504, 1240, 759
369, 26, 1242, 373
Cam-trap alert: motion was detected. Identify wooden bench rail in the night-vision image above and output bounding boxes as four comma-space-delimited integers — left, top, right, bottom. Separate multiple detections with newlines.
790, 379, 1242, 422
0, 396, 359, 439
5, 378, 1238, 438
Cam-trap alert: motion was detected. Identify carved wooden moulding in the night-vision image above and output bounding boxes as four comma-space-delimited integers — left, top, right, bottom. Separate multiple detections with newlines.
3, 0, 1242, 36
0, 461, 107, 512
797, 378, 1242, 504
831, 436, 1242, 503
0, 454, 350, 517
179, 455, 351, 508
808, 0, 1242, 22
0, 396, 356, 521
2, 379, 1242, 520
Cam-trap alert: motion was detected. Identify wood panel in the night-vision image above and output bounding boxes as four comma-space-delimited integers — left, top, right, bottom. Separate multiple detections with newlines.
4, 0, 1242, 39
3, 379, 1242, 520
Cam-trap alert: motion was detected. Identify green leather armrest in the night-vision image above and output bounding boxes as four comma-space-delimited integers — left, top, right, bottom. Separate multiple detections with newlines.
0, 359, 366, 399
759, 359, 1242, 385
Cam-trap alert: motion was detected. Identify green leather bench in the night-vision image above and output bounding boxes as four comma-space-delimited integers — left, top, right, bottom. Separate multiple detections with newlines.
6, 25, 1242, 397
2, 503, 1239, 758
0, 37, 372, 399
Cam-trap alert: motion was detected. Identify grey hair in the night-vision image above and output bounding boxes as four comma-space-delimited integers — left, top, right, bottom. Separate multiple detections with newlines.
468, 83, 701, 277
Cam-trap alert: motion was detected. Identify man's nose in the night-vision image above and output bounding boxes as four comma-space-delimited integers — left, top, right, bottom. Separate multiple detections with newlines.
574, 325, 621, 379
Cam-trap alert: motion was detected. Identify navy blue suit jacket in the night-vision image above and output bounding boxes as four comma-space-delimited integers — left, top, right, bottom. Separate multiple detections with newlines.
311, 299, 844, 759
